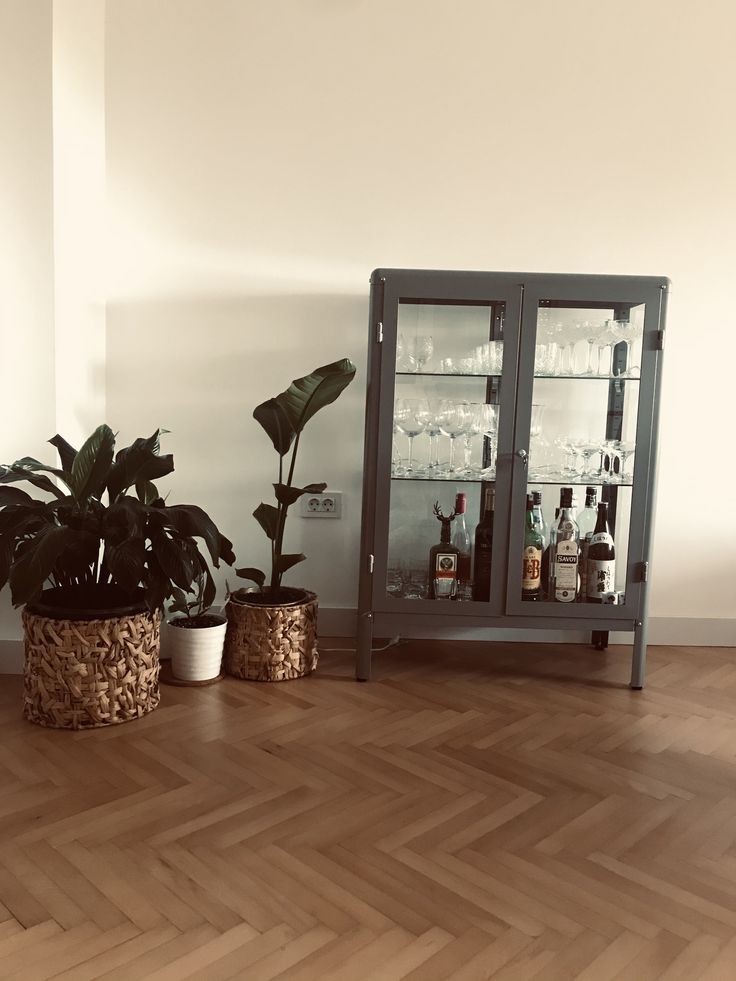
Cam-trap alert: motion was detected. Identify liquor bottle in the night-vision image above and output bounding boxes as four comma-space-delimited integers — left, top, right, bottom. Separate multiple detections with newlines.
472, 485, 495, 601
428, 503, 460, 600
541, 504, 560, 600
577, 486, 598, 601
451, 492, 472, 599
553, 487, 580, 602
586, 501, 616, 602
522, 495, 544, 601
531, 490, 547, 547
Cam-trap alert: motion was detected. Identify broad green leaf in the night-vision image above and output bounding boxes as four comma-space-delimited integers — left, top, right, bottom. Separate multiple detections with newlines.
12, 457, 75, 492
273, 482, 326, 506
103, 497, 147, 545
276, 553, 306, 575
8, 525, 78, 606
0, 465, 67, 500
263, 359, 356, 440
48, 435, 78, 474
0, 487, 34, 507
253, 503, 279, 541
135, 479, 159, 505
163, 504, 232, 567
105, 538, 146, 590
195, 551, 217, 610
253, 398, 296, 456
151, 532, 195, 589
235, 567, 265, 587
70, 424, 116, 502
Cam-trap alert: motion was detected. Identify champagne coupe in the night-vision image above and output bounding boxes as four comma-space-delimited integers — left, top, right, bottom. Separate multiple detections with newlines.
394, 398, 429, 475
577, 439, 603, 479
437, 401, 470, 475
406, 335, 434, 373
614, 440, 636, 481
554, 435, 578, 478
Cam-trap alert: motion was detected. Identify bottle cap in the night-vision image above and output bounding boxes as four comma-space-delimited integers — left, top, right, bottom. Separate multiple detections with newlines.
454, 493, 467, 514
561, 487, 573, 508
586, 486, 597, 503
532, 491, 542, 506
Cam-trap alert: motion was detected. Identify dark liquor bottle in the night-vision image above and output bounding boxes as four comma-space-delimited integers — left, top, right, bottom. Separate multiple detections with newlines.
586, 501, 616, 602
522, 495, 544, 601
451, 492, 472, 598
577, 486, 598, 601
428, 503, 460, 600
531, 490, 547, 546
553, 487, 580, 603
541, 504, 559, 600
472, 486, 495, 601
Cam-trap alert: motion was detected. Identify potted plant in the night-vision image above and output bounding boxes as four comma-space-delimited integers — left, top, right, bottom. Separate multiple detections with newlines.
225, 358, 356, 682
0, 425, 234, 728
166, 568, 227, 682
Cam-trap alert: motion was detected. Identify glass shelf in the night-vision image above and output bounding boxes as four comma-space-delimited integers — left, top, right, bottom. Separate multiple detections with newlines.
395, 371, 502, 379
392, 473, 491, 483
392, 473, 633, 487
533, 373, 640, 382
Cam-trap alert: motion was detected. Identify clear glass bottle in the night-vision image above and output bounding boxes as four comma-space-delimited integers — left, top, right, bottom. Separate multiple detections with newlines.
577, 486, 598, 601
586, 501, 616, 602
553, 487, 580, 603
531, 490, 547, 547
451, 492, 472, 599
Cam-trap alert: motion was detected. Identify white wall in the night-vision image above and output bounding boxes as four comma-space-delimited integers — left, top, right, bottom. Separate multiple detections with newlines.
104, 0, 735, 629
1, 1, 734, 654
0, 0, 55, 641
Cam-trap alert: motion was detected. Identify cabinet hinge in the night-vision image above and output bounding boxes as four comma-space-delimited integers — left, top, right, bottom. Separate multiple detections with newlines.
376, 322, 383, 343
638, 561, 649, 582
656, 330, 665, 351
368, 554, 374, 574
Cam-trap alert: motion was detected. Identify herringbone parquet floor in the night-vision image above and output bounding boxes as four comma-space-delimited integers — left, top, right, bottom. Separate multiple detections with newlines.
2, 640, 736, 979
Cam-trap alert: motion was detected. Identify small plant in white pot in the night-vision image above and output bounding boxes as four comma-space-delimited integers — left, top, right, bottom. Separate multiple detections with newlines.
167, 570, 228, 682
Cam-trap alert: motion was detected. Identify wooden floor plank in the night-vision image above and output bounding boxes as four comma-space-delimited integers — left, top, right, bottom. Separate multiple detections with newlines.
0, 640, 734, 979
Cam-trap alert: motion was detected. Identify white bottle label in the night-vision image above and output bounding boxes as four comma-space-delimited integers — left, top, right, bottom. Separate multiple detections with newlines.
587, 559, 615, 598
522, 546, 542, 591
554, 539, 578, 602
590, 532, 614, 547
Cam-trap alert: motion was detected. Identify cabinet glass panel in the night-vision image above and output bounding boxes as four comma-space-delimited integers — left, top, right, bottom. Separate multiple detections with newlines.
521, 300, 645, 604
386, 299, 504, 602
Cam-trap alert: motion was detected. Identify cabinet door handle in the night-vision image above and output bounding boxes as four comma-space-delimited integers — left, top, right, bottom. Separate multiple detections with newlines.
515, 449, 528, 465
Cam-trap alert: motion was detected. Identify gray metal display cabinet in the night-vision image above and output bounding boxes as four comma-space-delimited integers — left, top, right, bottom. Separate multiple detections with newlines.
356, 269, 668, 687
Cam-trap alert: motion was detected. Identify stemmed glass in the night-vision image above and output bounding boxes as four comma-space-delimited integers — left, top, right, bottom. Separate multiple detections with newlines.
577, 439, 603, 479
554, 435, 579, 479
476, 404, 499, 476
394, 398, 429, 475
424, 399, 445, 473
460, 403, 488, 474
616, 321, 643, 377
613, 441, 636, 482
437, 401, 470, 475
406, 335, 434, 373
582, 321, 603, 375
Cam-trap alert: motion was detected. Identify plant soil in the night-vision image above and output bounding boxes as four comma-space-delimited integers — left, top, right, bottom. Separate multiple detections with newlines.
169, 614, 226, 629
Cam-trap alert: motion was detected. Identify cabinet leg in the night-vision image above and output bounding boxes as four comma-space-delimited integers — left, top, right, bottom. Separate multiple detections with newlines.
592, 630, 608, 651
356, 612, 373, 681
630, 620, 647, 690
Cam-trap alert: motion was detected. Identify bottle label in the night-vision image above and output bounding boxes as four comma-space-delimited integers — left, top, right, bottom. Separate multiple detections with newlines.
587, 559, 615, 598
434, 553, 458, 579
522, 546, 542, 591
590, 532, 614, 547
554, 539, 579, 601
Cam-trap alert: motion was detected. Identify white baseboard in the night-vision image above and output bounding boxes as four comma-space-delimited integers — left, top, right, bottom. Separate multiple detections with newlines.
2, 615, 733, 675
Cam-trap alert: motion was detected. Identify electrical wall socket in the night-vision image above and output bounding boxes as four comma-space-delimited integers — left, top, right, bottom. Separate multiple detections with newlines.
301, 491, 342, 518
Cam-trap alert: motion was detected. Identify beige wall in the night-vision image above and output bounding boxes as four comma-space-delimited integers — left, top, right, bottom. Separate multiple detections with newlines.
1, 1, 734, 650
0, 0, 55, 640
105, 0, 735, 624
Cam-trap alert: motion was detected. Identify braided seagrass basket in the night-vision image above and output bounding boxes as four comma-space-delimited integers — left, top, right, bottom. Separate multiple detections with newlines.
22, 594, 160, 729
224, 588, 318, 682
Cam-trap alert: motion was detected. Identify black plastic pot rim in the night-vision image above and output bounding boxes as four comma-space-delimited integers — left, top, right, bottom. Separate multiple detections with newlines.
25, 585, 149, 622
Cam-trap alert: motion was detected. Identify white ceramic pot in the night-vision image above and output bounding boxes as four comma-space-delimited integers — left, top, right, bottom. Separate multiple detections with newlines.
168, 614, 227, 681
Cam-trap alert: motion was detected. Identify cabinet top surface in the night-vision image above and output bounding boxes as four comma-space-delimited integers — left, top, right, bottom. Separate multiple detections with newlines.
371, 268, 670, 290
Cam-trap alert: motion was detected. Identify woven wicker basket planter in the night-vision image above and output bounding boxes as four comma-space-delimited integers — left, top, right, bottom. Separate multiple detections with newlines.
224, 588, 318, 682
22, 596, 161, 730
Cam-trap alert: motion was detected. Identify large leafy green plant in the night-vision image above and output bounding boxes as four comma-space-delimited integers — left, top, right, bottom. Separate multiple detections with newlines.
236, 358, 356, 596
0, 426, 235, 612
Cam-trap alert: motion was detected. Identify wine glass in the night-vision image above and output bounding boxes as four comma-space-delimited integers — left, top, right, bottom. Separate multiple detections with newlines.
424, 399, 445, 473
582, 321, 603, 375
613, 440, 636, 481
475, 403, 499, 476
394, 398, 429, 475
616, 321, 643, 377
461, 403, 488, 474
406, 335, 434, 373
437, 401, 470, 475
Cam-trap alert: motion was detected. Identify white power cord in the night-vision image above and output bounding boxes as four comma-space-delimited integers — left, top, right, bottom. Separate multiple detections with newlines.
320, 635, 402, 654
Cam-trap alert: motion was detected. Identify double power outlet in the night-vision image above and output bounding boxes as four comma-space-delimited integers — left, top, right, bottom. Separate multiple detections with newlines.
300, 491, 343, 518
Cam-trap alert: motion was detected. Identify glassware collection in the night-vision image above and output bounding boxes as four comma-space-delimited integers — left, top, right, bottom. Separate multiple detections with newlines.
534, 315, 643, 378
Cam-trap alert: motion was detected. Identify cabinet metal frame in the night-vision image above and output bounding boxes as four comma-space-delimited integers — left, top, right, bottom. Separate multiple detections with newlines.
356, 269, 668, 689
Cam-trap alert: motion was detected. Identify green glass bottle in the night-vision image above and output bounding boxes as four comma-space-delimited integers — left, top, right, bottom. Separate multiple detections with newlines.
522, 495, 544, 601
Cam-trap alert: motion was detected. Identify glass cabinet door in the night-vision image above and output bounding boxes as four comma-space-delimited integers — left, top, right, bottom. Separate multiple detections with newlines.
505, 279, 665, 619
371, 274, 522, 616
